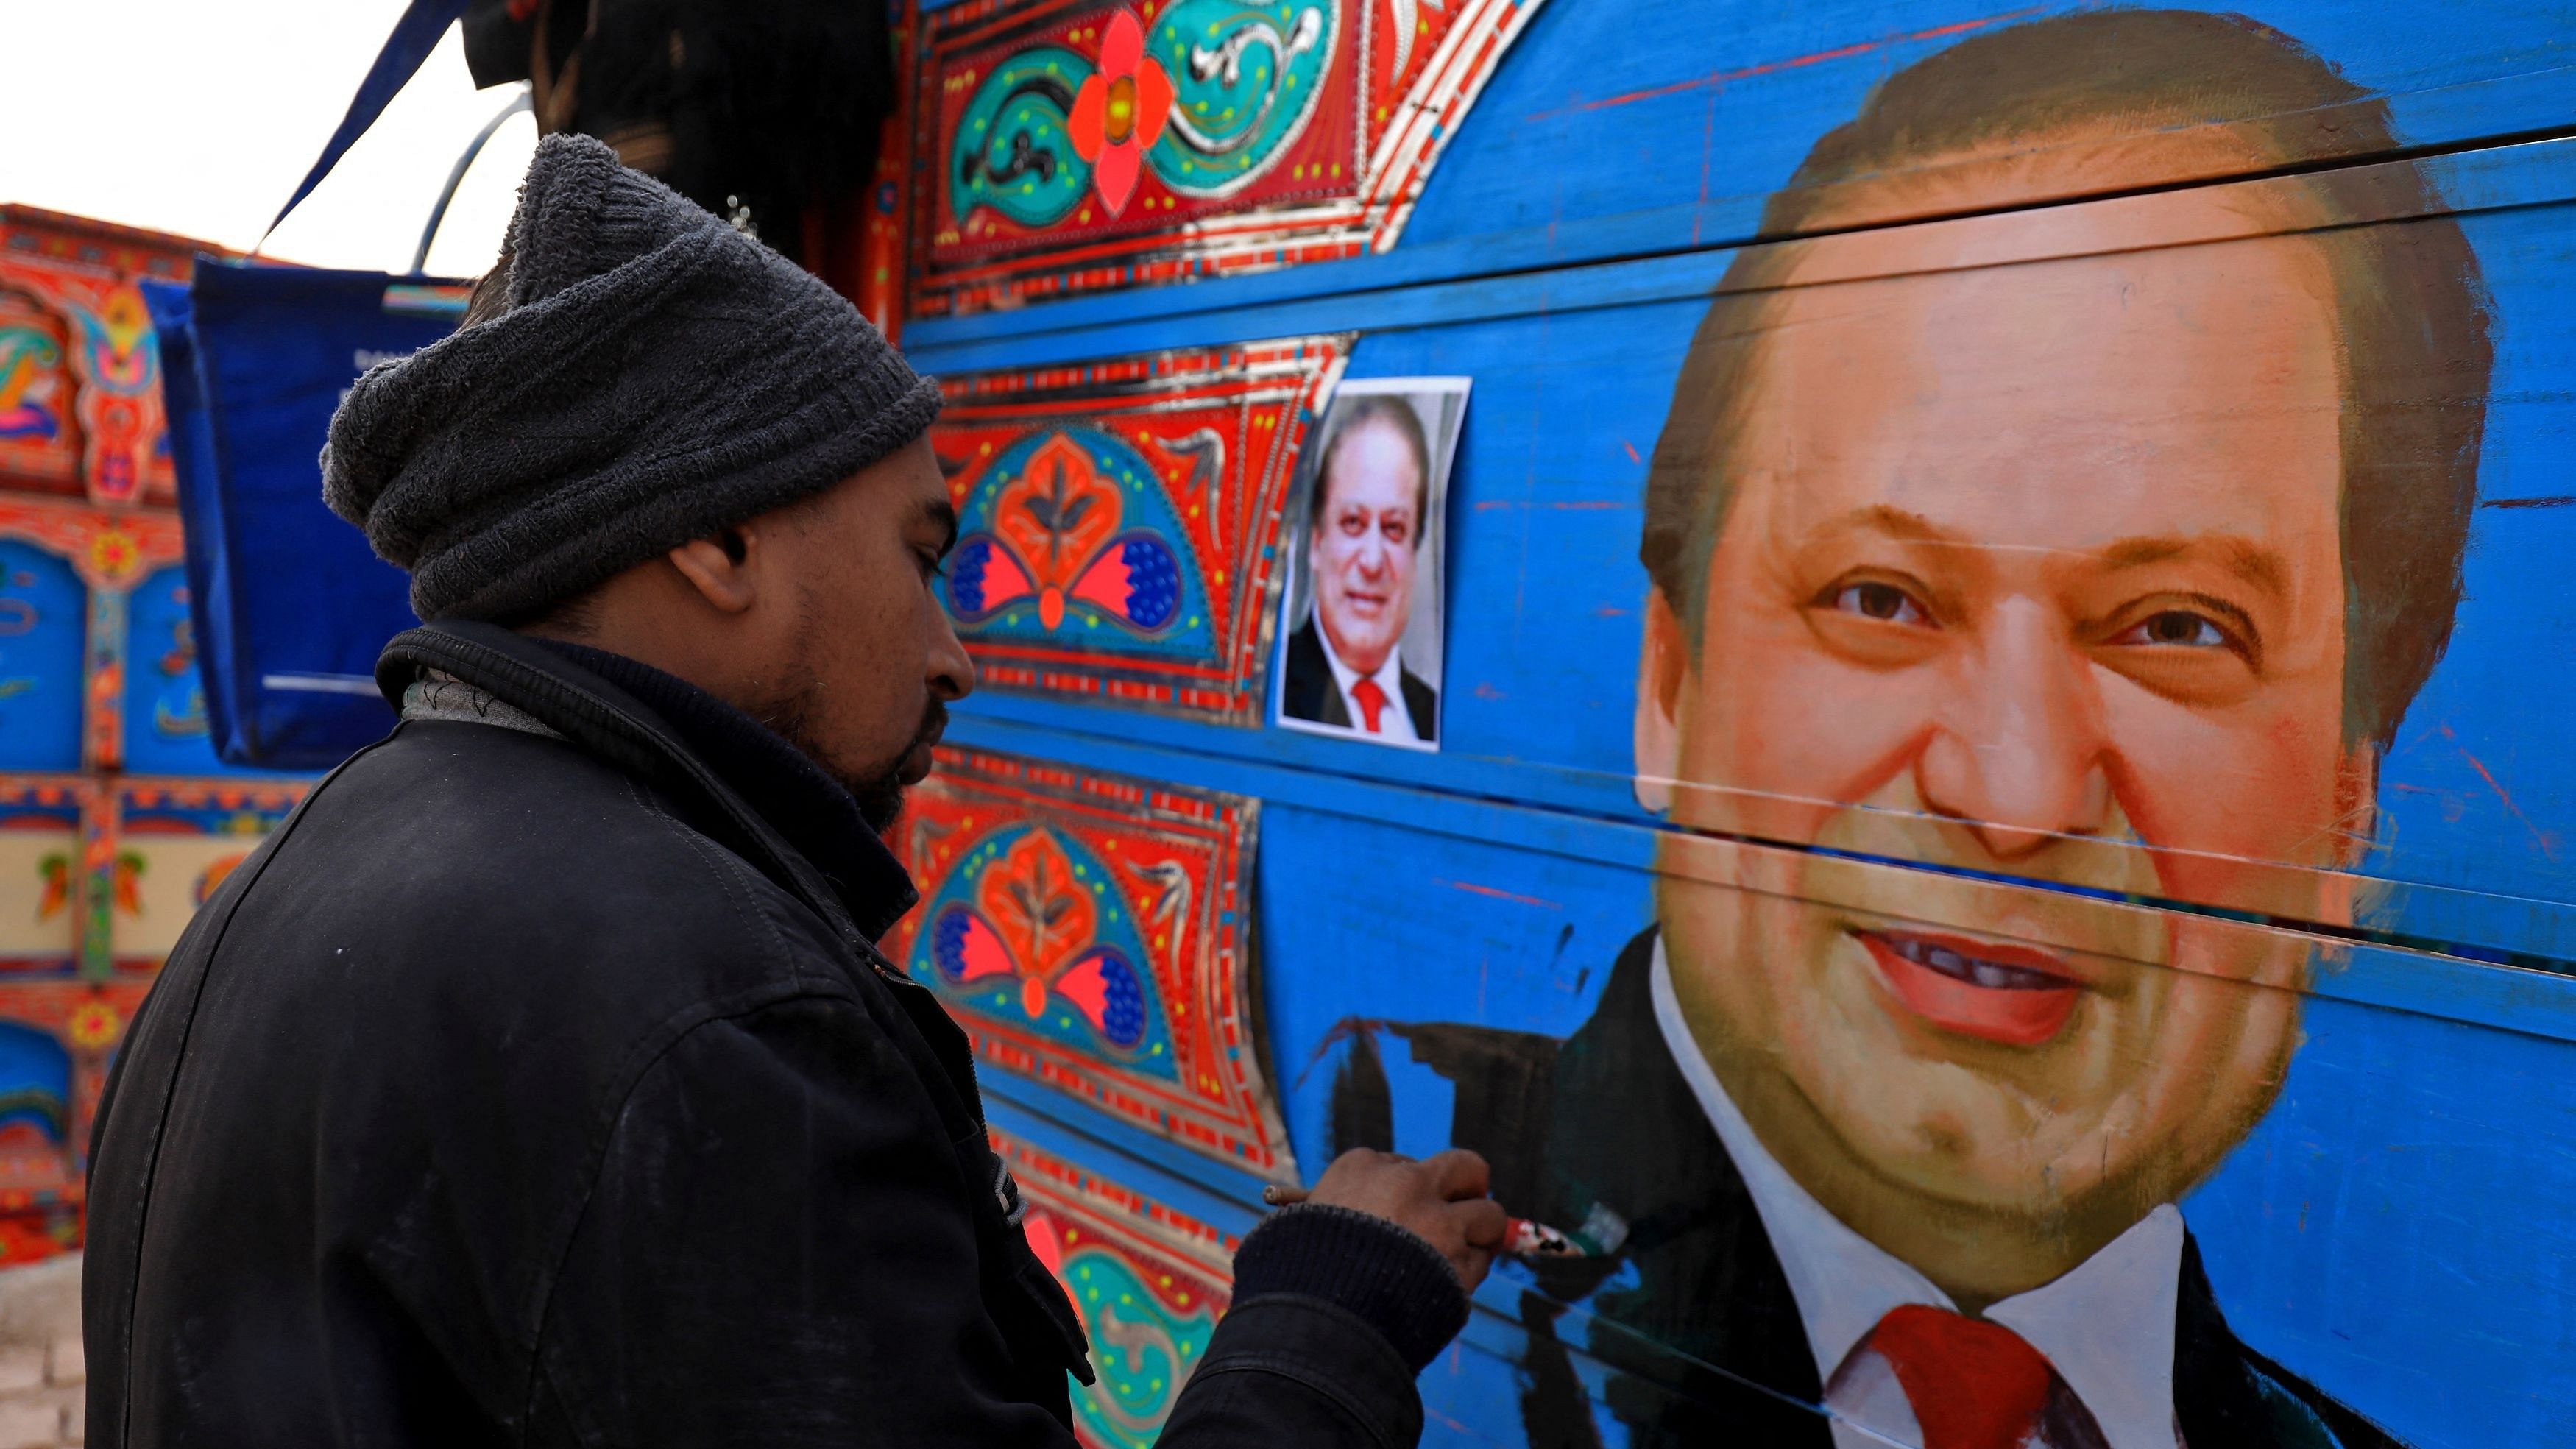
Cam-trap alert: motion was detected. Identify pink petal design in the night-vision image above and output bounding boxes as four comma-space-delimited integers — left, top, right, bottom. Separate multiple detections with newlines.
1068, 74, 1106, 161
1092, 138, 1142, 216
1133, 55, 1175, 149
1099, 8, 1144, 77
1072, 547, 1133, 614
1023, 1213, 1066, 1279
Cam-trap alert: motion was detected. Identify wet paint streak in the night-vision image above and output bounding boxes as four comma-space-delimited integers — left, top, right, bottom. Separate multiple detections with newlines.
2483, 495, 2576, 509
1529, 7, 2049, 120
1435, 878, 1564, 909
2455, 746, 2561, 861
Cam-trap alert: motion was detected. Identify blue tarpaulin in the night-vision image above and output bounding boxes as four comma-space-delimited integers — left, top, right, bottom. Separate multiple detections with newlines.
142, 263, 458, 769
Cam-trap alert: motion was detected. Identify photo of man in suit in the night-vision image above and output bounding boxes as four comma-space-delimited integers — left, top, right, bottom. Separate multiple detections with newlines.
1331, 11, 2492, 1447
1279, 389, 1454, 746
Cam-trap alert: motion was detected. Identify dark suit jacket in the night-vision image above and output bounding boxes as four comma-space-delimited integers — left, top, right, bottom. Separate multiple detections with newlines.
1328, 929, 2408, 1449
1282, 617, 1437, 741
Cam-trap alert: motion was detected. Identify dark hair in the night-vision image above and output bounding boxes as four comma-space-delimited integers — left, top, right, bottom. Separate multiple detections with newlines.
1310, 394, 1433, 538
1637, 9, 2494, 751
461, 250, 514, 329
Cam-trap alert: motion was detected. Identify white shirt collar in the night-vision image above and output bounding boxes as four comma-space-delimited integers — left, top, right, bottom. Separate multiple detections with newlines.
1648, 938, 2184, 1449
1317, 626, 1418, 743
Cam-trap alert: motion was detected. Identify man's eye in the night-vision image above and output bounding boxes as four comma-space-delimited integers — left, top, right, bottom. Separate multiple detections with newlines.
1830, 581, 1930, 626
2113, 609, 2232, 648
1383, 521, 1410, 545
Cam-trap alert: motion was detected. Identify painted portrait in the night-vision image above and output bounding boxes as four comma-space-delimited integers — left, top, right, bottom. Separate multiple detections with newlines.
1329, 10, 2491, 1448
1275, 378, 1468, 751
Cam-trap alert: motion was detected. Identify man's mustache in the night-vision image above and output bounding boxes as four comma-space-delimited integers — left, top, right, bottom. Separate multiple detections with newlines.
914, 700, 949, 754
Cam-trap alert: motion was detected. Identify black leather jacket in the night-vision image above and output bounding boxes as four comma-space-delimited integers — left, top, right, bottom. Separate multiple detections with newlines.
84, 622, 1464, 1448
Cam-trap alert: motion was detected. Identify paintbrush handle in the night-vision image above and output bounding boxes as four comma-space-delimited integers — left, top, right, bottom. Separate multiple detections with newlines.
1258, 1186, 1592, 1259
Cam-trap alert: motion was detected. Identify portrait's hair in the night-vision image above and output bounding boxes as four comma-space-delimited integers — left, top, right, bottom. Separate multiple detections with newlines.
1638, 8, 2495, 751
1310, 394, 1433, 537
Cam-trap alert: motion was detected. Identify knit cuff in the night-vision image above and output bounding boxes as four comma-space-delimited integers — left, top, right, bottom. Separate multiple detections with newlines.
1230, 1203, 1470, 1374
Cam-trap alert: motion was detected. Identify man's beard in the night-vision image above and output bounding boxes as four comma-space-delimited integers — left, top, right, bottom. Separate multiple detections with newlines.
754, 677, 944, 835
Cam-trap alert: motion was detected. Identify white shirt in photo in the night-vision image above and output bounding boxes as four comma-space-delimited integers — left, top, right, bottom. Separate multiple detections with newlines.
1320, 635, 1420, 744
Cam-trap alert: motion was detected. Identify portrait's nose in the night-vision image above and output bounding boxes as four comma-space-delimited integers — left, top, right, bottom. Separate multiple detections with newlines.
1353, 526, 1390, 577
1914, 595, 2112, 861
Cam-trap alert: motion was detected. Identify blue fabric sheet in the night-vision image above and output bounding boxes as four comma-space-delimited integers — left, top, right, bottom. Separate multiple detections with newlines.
142, 263, 456, 768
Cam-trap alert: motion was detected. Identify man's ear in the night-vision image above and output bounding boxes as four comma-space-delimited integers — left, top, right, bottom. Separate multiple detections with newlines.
1635, 588, 1690, 814
665, 526, 759, 614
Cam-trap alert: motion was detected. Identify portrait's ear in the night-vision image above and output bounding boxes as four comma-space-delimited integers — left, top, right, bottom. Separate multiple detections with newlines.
1635, 588, 1688, 814
665, 526, 760, 614
2330, 743, 2383, 875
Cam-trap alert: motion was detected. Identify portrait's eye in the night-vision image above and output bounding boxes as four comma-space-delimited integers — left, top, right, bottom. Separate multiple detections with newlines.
1383, 518, 1412, 546
1830, 580, 1931, 627
2111, 609, 2237, 651
1337, 509, 1367, 536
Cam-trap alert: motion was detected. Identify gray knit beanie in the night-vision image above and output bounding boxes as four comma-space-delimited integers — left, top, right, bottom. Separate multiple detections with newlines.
322, 132, 942, 622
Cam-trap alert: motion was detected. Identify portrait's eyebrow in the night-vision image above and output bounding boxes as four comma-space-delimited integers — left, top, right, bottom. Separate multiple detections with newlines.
2096, 536, 2288, 599
1834, 503, 1971, 548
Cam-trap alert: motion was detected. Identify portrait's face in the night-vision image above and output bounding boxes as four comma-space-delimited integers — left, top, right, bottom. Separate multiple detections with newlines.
1638, 176, 2371, 1300
1312, 419, 1422, 677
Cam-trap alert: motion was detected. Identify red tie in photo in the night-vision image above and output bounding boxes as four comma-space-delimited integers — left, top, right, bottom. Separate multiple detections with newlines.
1855, 1304, 2099, 1449
1351, 678, 1390, 733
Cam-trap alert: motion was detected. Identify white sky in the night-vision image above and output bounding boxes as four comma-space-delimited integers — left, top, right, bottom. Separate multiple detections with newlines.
6, 0, 535, 278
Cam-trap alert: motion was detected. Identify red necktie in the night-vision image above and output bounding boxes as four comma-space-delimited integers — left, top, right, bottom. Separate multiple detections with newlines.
1350, 678, 1390, 733
1852, 1305, 2095, 1449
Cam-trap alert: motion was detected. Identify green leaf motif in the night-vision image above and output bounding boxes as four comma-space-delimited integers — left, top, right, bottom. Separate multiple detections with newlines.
952, 47, 1097, 229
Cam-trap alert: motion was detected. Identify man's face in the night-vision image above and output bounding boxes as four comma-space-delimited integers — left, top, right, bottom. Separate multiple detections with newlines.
1312, 419, 1423, 677
1640, 181, 2367, 1293
760, 435, 975, 830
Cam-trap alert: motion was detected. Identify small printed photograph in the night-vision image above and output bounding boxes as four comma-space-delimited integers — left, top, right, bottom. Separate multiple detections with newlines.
1273, 377, 1470, 751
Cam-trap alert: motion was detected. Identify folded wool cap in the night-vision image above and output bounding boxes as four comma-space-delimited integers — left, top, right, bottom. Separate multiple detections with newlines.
322, 132, 942, 622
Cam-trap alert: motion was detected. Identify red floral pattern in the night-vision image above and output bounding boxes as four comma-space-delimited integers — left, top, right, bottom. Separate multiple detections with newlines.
1066, 10, 1175, 216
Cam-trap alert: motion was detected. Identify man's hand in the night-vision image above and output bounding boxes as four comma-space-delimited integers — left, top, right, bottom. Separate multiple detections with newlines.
1304, 1148, 1510, 1290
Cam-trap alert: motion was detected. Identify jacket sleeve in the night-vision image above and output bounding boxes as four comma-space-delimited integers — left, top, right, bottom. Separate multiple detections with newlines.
530, 994, 1078, 1448
1156, 1205, 1471, 1448
531, 995, 1471, 1449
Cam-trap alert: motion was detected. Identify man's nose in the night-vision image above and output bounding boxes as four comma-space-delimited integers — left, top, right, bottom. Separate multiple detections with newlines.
930, 613, 975, 702
1913, 595, 2112, 861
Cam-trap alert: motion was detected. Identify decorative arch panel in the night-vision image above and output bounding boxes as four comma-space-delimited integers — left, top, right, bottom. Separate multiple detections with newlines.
889, 745, 1287, 1177
913, 0, 1544, 316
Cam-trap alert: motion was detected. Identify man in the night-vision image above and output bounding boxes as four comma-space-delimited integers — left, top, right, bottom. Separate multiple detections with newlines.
83, 135, 1506, 1448
1282, 397, 1440, 743
1336, 11, 2490, 1448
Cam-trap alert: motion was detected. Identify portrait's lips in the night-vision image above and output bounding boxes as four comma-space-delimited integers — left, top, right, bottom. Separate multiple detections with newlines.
1858, 929, 2083, 1047
1339, 588, 1392, 617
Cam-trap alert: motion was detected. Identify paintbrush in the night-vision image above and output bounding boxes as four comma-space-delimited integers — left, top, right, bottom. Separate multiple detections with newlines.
1259, 1184, 1607, 1260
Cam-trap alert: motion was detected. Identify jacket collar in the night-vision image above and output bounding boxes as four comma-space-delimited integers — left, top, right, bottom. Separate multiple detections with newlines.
375, 621, 919, 951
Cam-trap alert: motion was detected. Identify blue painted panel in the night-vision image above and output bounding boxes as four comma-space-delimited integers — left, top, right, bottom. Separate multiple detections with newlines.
0, 543, 84, 774
121, 564, 249, 776
0, 1021, 68, 1154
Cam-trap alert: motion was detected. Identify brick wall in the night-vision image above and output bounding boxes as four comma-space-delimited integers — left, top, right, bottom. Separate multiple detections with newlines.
0, 1255, 82, 1447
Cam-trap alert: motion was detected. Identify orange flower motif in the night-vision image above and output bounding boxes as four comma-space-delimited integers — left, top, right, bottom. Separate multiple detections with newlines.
1067, 10, 1174, 217
88, 528, 139, 585
68, 1002, 120, 1050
